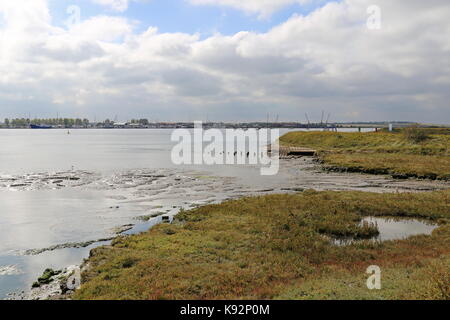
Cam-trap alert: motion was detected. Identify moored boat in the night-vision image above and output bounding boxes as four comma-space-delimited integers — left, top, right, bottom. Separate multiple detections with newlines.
30, 124, 52, 129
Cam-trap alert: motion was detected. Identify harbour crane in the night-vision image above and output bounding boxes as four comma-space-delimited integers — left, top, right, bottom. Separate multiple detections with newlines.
305, 113, 311, 128
325, 113, 331, 126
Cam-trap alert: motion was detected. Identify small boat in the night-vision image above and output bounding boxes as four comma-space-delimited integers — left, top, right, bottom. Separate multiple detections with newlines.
30, 124, 52, 129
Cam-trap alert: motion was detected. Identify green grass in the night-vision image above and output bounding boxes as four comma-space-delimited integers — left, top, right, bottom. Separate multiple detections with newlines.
32, 268, 61, 288
280, 129, 450, 180
74, 190, 450, 300
277, 257, 450, 300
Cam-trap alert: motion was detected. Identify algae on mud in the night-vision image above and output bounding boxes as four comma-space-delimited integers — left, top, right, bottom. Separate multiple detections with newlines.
73, 190, 450, 300
280, 129, 450, 180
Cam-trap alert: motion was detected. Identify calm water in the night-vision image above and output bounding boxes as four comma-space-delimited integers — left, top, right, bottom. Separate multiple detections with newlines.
0, 129, 176, 174
363, 217, 438, 241
333, 217, 439, 246
0, 128, 376, 175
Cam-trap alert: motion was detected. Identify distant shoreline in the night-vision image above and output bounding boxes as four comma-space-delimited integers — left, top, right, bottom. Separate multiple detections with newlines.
1, 124, 448, 130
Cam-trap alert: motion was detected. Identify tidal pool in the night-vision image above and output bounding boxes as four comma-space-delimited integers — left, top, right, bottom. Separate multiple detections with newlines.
363, 216, 439, 241
334, 216, 439, 245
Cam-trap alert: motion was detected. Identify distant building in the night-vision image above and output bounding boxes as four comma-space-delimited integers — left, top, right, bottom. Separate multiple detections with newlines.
113, 122, 127, 128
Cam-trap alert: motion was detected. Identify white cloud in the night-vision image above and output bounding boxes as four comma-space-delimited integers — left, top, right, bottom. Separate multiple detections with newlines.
68, 16, 133, 41
0, 0, 449, 123
92, 0, 130, 12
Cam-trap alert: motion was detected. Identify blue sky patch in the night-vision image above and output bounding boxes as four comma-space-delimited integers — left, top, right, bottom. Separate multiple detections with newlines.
49, 0, 331, 36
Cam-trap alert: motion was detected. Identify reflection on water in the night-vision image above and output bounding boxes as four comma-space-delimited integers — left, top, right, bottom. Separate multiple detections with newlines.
362, 216, 438, 242
0, 189, 143, 253
0, 188, 145, 299
0, 129, 174, 175
334, 217, 439, 246
0, 129, 290, 175
0, 241, 110, 299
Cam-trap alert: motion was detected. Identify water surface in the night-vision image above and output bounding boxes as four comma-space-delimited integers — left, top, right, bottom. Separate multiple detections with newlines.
363, 217, 438, 242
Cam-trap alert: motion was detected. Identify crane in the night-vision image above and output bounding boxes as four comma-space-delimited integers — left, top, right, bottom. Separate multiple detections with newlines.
305, 113, 311, 128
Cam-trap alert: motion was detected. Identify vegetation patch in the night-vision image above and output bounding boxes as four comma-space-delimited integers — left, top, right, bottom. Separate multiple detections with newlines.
32, 268, 62, 288
74, 190, 450, 300
280, 128, 450, 180
135, 212, 166, 221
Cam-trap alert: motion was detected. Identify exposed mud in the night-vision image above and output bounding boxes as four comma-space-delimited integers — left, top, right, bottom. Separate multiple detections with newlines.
2, 158, 448, 195
324, 165, 448, 181
3, 157, 450, 299
0, 265, 23, 276
23, 238, 116, 256
0, 171, 98, 191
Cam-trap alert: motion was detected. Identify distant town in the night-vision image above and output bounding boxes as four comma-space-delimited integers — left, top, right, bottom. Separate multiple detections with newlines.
0, 118, 443, 129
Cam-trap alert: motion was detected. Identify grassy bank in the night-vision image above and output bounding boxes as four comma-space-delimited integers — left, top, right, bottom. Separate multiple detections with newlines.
74, 190, 449, 300
280, 128, 450, 180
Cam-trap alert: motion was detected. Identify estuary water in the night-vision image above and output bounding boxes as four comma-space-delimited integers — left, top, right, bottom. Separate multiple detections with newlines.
0, 129, 448, 299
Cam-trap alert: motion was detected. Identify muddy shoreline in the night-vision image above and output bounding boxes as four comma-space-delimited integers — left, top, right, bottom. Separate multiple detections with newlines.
3, 157, 450, 300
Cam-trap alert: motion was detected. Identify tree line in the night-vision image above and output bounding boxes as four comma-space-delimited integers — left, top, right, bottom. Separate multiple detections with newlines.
1, 118, 151, 128
2, 118, 90, 128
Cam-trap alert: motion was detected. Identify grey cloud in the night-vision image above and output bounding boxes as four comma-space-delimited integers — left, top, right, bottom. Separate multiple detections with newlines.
27, 40, 105, 63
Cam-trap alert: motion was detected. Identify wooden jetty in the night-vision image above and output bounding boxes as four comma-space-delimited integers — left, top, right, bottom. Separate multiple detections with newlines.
268, 146, 317, 158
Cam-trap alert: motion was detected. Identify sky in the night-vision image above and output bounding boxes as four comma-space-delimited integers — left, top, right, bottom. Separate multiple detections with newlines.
0, 0, 449, 123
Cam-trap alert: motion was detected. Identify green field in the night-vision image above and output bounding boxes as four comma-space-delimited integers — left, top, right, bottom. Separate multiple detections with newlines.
74, 190, 450, 300
280, 128, 450, 180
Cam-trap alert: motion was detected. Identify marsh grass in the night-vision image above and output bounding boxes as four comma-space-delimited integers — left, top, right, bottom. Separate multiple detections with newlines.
280, 129, 450, 179
74, 190, 450, 300
403, 126, 430, 143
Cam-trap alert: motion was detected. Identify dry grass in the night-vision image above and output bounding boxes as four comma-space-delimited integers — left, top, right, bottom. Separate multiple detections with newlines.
280, 129, 450, 179
323, 153, 450, 180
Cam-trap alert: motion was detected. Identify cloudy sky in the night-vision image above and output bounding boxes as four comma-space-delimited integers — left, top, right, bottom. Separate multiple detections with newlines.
0, 0, 449, 123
